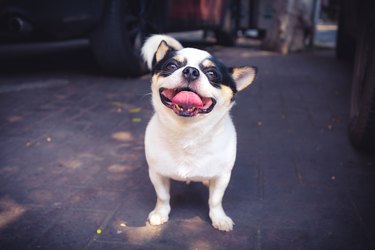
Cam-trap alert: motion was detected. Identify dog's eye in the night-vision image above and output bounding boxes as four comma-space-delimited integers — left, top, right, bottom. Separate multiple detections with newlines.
165, 62, 178, 71
205, 69, 219, 82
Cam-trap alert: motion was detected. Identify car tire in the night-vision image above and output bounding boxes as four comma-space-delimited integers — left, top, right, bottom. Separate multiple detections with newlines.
90, 0, 152, 76
348, 19, 375, 151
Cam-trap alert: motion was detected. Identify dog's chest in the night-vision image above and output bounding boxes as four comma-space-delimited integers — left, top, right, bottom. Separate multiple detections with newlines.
166, 136, 222, 180
145, 119, 237, 181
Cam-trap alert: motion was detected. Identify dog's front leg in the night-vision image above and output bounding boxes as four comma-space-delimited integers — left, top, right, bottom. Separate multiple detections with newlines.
208, 172, 234, 232
148, 169, 171, 226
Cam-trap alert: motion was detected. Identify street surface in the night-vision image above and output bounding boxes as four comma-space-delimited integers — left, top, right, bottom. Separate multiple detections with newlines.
0, 40, 375, 249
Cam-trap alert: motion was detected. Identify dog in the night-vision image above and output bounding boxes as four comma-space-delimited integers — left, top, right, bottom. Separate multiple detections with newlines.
141, 35, 256, 232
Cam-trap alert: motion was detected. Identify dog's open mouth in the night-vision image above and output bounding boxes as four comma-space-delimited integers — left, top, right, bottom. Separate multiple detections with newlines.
159, 88, 216, 117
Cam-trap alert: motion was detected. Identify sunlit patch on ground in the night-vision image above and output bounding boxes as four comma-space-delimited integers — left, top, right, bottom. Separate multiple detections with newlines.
0, 198, 27, 230
107, 164, 133, 174
60, 159, 82, 169
111, 131, 134, 142
120, 223, 164, 245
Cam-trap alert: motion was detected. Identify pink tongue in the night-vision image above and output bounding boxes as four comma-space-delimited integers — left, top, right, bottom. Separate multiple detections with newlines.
171, 91, 203, 108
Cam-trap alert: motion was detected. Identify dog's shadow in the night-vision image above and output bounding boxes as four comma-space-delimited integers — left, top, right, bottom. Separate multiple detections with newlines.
169, 181, 210, 222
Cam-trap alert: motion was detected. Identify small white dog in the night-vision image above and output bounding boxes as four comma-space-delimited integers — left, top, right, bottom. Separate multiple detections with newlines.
142, 35, 256, 232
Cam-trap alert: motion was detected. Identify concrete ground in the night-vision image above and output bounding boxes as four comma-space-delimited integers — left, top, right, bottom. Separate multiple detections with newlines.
0, 40, 375, 250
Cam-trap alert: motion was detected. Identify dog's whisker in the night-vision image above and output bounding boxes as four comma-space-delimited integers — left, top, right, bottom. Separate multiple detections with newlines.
136, 93, 152, 100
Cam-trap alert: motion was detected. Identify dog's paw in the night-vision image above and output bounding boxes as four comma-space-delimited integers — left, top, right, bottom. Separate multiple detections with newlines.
148, 210, 169, 226
211, 213, 234, 232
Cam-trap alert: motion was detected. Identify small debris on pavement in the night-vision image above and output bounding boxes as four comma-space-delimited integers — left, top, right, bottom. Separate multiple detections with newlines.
114, 220, 127, 234
132, 118, 142, 123
111, 101, 125, 108
129, 107, 141, 113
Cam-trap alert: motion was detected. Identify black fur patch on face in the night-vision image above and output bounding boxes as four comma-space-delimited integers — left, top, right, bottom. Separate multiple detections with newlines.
200, 56, 238, 94
152, 50, 187, 77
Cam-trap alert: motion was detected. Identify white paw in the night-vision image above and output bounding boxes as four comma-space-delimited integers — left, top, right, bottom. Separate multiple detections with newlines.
148, 210, 169, 226
211, 214, 234, 232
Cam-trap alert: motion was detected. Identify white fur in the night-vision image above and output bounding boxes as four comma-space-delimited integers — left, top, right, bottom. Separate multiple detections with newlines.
142, 34, 183, 70
150, 47, 234, 117
145, 112, 237, 231
143, 35, 240, 232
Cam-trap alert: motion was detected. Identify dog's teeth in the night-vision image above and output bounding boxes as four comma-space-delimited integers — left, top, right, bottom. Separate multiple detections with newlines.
174, 104, 198, 113
174, 104, 183, 111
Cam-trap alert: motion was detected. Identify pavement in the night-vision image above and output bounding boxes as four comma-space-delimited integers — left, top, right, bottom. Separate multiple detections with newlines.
0, 40, 375, 250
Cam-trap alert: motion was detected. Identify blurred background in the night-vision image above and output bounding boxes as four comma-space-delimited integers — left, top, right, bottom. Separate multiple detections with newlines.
0, 0, 342, 70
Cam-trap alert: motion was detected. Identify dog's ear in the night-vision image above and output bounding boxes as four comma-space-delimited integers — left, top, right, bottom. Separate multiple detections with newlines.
229, 66, 257, 91
155, 40, 172, 64
142, 35, 183, 70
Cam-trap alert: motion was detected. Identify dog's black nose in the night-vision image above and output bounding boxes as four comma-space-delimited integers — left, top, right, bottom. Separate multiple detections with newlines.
182, 66, 200, 82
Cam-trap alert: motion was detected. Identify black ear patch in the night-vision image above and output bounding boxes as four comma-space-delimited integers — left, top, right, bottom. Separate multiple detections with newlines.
151, 41, 177, 70
204, 56, 238, 94
152, 50, 184, 77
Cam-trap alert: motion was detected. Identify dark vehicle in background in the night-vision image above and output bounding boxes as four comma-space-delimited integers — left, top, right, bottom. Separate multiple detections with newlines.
0, 0, 240, 76
337, 0, 375, 151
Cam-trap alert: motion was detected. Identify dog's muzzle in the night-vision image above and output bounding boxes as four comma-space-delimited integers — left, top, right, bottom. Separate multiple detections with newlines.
159, 88, 216, 117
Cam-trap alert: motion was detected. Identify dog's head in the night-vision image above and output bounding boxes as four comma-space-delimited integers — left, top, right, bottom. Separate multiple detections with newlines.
142, 35, 257, 119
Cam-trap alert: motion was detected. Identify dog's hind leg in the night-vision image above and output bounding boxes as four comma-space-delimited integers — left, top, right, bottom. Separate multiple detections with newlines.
208, 172, 234, 232
148, 169, 171, 226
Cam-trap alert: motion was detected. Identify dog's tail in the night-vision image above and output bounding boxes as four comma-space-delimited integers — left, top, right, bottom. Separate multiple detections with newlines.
141, 35, 183, 70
